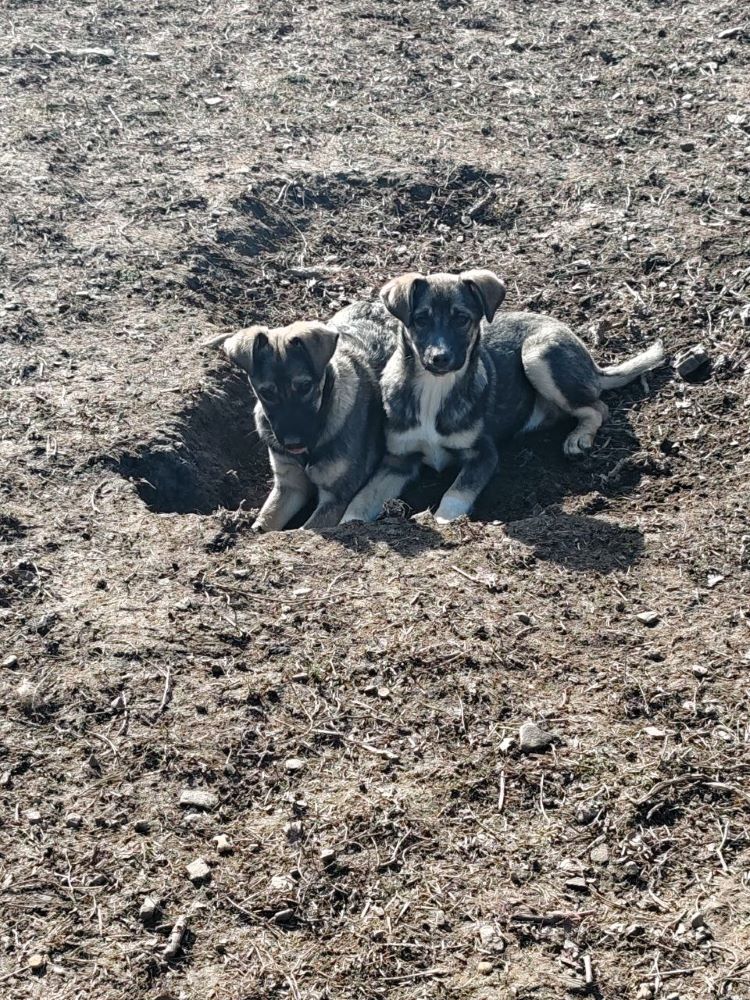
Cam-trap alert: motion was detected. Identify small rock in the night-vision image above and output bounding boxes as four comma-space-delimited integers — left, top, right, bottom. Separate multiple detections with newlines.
284, 757, 304, 772
214, 834, 233, 855
477, 960, 493, 975
377, 686, 391, 699
273, 907, 295, 924
636, 985, 653, 999
16, 678, 36, 709
182, 812, 205, 826
516, 612, 533, 626
565, 876, 590, 893
110, 693, 126, 712
675, 344, 709, 379
690, 910, 706, 929
0, 771, 10, 787
692, 664, 709, 678
291, 671, 309, 683
636, 611, 660, 627
499, 736, 515, 752
204, 96, 223, 107
519, 721, 554, 753
679, 140, 696, 152
143, 51, 161, 60
320, 847, 336, 867
478, 924, 496, 946
65, 813, 83, 829
268, 874, 296, 897
139, 895, 159, 923
623, 860, 641, 879
133, 818, 150, 834
29, 953, 46, 973
26, 809, 42, 825
179, 788, 218, 811
590, 843, 610, 864
2, 654, 18, 669
187, 857, 211, 885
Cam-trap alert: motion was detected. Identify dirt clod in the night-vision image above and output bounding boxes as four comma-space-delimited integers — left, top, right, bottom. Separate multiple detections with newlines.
179, 789, 218, 811
186, 858, 211, 885
519, 721, 555, 753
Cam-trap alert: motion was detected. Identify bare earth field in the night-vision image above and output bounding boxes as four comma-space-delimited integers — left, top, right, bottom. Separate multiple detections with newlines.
1, 1, 750, 998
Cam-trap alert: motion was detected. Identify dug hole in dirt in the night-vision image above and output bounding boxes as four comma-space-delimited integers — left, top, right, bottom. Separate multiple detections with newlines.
1, 2, 749, 1000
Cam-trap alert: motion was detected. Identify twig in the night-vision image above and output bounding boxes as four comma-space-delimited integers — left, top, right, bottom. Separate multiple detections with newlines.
152, 665, 173, 720
498, 770, 506, 813
163, 914, 189, 961
510, 910, 595, 926
633, 772, 707, 806
583, 954, 594, 985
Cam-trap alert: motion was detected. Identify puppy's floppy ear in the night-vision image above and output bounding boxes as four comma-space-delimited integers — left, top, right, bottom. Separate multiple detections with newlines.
460, 269, 506, 321
380, 272, 424, 326
292, 324, 339, 377
204, 327, 269, 375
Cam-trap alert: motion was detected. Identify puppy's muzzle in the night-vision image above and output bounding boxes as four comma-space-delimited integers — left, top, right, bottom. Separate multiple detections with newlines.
423, 346, 458, 374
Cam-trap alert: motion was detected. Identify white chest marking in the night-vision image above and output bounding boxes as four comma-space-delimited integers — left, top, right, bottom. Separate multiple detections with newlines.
385, 365, 479, 471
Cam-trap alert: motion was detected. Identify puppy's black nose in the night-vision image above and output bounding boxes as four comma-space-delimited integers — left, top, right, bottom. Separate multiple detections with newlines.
424, 348, 452, 372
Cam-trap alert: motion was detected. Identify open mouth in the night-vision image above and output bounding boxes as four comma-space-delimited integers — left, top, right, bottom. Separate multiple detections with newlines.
285, 445, 308, 456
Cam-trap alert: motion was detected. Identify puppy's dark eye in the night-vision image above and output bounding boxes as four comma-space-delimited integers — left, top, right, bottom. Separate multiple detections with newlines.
413, 312, 431, 328
293, 380, 315, 397
256, 385, 278, 404
453, 313, 472, 328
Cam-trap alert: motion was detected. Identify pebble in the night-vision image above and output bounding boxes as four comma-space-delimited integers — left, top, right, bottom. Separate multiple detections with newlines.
273, 907, 295, 924
377, 686, 391, 699
204, 96, 223, 107
590, 843, 610, 864
2, 654, 18, 669
65, 813, 83, 829
692, 664, 709, 678
519, 721, 554, 753
636, 611, 660, 627
320, 847, 336, 867
690, 910, 706, 929
284, 757, 304, 772
187, 857, 211, 885
576, 804, 599, 825
133, 819, 151, 834
675, 344, 709, 378
516, 612, 533, 626
565, 876, 589, 893
139, 895, 159, 923
179, 789, 218, 811
499, 736, 515, 752
478, 924, 496, 945
636, 985, 653, 999
214, 834, 233, 855
477, 960, 493, 975
268, 874, 295, 896
29, 953, 46, 973
16, 679, 36, 708
680, 140, 696, 152
26, 809, 42, 825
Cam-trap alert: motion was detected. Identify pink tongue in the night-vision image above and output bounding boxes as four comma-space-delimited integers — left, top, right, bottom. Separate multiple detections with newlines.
287, 446, 307, 455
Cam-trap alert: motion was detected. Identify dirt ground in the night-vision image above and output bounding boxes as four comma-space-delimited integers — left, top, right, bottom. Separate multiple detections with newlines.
2, 1, 750, 998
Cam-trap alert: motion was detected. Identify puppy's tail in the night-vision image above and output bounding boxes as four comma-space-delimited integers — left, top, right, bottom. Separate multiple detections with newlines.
202, 332, 232, 349
597, 340, 665, 390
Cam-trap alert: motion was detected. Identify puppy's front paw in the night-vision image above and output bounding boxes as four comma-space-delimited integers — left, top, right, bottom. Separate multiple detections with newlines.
434, 495, 472, 524
411, 508, 435, 524
563, 432, 594, 459
251, 520, 267, 534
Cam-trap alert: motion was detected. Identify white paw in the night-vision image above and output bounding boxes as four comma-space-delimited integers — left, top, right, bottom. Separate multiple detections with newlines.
434, 495, 472, 524
411, 508, 435, 524
341, 505, 377, 524
563, 432, 594, 458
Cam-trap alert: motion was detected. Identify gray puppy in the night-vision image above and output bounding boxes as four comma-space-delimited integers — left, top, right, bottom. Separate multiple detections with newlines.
206, 317, 393, 532
343, 270, 664, 524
